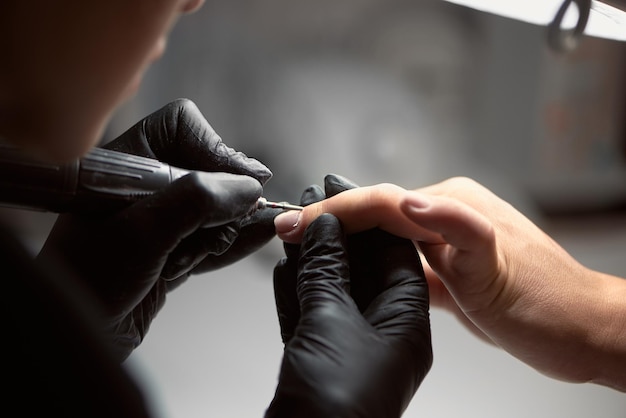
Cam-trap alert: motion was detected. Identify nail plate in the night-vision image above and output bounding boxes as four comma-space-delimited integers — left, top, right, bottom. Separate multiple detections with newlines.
274, 210, 302, 233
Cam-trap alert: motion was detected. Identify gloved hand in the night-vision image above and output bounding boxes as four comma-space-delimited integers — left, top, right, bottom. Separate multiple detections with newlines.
37, 99, 280, 360
266, 174, 432, 418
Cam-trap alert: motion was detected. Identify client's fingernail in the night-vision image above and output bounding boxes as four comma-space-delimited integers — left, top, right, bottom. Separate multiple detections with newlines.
404, 192, 431, 210
274, 210, 302, 233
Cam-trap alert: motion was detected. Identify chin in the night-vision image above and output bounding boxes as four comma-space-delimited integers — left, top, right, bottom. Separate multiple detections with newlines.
122, 79, 141, 100
22, 120, 106, 163
119, 67, 147, 102
1, 94, 114, 163
50, 142, 97, 162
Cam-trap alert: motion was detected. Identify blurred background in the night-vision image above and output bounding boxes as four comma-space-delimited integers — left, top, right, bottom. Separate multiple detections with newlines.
10, 0, 626, 416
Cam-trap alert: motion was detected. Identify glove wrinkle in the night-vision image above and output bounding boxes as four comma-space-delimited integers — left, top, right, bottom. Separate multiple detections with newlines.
186, 206, 281, 274
300, 184, 326, 206
274, 257, 300, 344
161, 222, 240, 280
324, 173, 359, 195
297, 215, 352, 314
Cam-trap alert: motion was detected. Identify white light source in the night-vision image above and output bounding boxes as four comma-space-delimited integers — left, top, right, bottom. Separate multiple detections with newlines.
443, 0, 626, 41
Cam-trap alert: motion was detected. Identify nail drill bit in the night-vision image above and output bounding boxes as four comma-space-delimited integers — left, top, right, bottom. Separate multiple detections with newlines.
257, 197, 304, 211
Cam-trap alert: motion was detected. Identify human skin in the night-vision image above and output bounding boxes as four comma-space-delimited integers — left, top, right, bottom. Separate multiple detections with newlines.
275, 176, 626, 391
0, 0, 204, 161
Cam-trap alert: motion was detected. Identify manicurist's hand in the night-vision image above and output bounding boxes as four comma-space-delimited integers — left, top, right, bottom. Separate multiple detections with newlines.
274, 176, 626, 391
37, 99, 279, 360
267, 175, 432, 417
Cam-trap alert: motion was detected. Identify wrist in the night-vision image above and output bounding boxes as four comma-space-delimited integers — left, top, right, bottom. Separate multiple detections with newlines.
589, 272, 626, 391
481, 265, 625, 389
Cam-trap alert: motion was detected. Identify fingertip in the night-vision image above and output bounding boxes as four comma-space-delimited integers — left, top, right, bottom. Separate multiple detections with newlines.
250, 164, 272, 186
324, 173, 359, 196
299, 184, 325, 206
275, 232, 301, 244
175, 171, 262, 227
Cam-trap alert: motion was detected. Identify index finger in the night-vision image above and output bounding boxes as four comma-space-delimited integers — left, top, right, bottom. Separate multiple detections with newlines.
274, 183, 444, 244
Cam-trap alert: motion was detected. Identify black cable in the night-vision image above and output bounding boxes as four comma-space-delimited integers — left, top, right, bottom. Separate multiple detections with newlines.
547, 0, 592, 52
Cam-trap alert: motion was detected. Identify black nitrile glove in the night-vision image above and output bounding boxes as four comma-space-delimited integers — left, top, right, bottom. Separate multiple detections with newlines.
266, 174, 432, 418
37, 99, 280, 360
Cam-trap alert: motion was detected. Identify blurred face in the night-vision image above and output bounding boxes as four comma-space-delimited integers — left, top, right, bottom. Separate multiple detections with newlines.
0, 0, 204, 161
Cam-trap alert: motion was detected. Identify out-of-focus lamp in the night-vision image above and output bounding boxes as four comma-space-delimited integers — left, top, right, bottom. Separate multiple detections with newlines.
442, 0, 626, 51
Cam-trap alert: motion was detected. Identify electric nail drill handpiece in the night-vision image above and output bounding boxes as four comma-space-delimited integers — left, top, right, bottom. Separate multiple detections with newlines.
0, 144, 192, 213
0, 144, 299, 214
